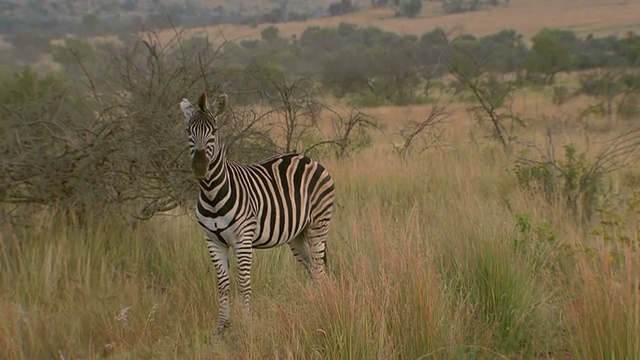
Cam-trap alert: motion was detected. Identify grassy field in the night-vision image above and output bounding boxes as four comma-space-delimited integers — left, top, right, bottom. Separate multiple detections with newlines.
1, 87, 639, 359
145, 0, 640, 45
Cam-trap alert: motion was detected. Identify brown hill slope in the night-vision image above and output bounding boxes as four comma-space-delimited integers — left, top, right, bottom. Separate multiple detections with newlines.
147, 0, 640, 45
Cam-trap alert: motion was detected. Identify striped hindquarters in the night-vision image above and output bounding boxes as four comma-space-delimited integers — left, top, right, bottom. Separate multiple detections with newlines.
226, 153, 335, 249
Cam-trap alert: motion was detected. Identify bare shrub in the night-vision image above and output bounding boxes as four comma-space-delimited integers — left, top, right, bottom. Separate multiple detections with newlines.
303, 107, 379, 158
327, 107, 379, 158
393, 98, 451, 158
514, 125, 640, 221
450, 65, 525, 151
258, 74, 324, 154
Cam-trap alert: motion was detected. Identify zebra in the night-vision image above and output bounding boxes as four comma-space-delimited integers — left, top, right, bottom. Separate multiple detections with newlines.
180, 91, 335, 336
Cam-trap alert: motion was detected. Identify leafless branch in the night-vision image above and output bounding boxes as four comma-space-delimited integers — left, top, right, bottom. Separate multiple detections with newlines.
393, 92, 452, 157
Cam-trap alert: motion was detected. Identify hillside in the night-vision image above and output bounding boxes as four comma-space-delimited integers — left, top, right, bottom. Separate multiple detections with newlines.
146, 0, 640, 45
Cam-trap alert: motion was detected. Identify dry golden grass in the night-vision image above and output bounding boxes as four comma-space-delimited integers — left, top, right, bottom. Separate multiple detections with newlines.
1, 87, 639, 359
144, 0, 640, 46
6, 0, 640, 355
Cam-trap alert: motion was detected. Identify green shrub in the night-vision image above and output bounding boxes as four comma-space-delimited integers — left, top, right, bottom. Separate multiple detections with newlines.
402, 0, 423, 18
514, 144, 604, 221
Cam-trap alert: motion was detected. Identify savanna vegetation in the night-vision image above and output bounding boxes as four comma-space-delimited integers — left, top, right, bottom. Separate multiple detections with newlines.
1, 3, 640, 359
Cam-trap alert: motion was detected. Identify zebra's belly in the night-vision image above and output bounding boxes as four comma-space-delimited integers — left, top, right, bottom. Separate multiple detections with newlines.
196, 200, 309, 249
196, 211, 295, 248
252, 231, 296, 249
251, 214, 309, 249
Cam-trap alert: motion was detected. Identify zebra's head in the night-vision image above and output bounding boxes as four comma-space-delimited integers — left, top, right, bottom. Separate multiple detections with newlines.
180, 91, 228, 179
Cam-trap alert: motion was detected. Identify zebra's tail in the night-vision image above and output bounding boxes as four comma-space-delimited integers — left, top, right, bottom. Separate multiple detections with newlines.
322, 243, 328, 267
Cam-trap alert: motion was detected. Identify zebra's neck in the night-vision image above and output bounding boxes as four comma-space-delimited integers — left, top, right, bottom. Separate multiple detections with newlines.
198, 134, 230, 198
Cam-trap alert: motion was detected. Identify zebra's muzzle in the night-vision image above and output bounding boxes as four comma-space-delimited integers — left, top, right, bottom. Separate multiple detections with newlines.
192, 150, 209, 179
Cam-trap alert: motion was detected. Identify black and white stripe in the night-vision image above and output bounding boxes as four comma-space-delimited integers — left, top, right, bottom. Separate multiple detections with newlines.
180, 92, 335, 335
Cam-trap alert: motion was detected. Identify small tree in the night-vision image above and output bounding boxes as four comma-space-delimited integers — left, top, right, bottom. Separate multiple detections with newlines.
402, 0, 423, 18
450, 61, 525, 151
51, 38, 97, 71
578, 69, 624, 124
617, 71, 640, 120
261, 26, 280, 41
305, 108, 379, 158
257, 73, 324, 154
394, 101, 450, 157
328, 0, 355, 16
525, 29, 575, 85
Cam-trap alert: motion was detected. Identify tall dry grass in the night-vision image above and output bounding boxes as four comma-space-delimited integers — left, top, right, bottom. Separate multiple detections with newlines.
1, 101, 639, 359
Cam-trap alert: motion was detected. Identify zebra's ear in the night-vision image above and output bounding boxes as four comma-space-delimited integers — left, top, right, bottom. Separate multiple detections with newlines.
211, 94, 228, 116
197, 91, 208, 112
180, 98, 195, 119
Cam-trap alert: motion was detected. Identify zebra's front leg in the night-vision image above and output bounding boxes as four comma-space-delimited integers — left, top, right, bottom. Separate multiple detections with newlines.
235, 238, 254, 317
206, 238, 231, 336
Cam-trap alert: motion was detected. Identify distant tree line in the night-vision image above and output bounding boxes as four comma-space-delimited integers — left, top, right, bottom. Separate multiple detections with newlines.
214, 24, 640, 105
0, 0, 341, 38
0, 0, 515, 43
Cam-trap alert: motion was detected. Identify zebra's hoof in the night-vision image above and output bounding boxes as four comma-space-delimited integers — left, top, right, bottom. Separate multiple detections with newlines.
213, 322, 230, 337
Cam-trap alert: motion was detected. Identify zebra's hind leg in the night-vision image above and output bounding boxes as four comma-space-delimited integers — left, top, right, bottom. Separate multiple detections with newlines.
288, 235, 312, 277
206, 238, 232, 336
303, 220, 330, 283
